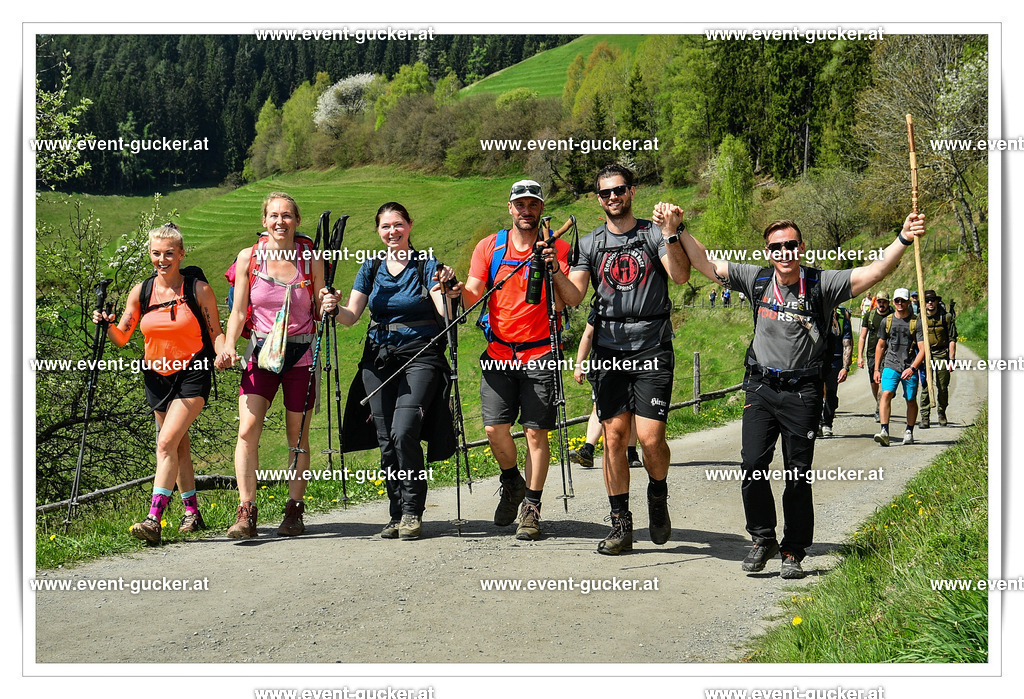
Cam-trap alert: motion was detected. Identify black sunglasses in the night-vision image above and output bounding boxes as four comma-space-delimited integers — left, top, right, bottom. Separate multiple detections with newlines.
767, 240, 800, 253
893, 298, 909, 303
510, 183, 542, 198
597, 185, 629, 199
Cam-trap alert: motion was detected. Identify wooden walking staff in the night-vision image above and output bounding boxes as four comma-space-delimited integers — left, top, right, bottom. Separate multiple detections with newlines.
905, 114, 937, 407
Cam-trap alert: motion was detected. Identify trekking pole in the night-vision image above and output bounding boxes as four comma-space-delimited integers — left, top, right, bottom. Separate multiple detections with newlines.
359, 218, 577, 406
537, 216, 574, 512
906, 115, 937, 407
64, 279, 113, 532
440, 274, 470, 533
328, 216, 349, 505
289, 213, 349, 476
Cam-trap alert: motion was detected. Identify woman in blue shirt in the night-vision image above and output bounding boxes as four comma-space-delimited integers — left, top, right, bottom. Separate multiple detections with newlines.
334, 202, 459, 540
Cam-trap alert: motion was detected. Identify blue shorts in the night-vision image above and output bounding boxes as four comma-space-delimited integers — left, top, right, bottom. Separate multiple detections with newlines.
880, 366, 918, 401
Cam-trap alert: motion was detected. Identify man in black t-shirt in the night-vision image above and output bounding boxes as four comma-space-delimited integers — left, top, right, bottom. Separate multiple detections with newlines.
556, 164, 691, 555
677, 214, 926, 579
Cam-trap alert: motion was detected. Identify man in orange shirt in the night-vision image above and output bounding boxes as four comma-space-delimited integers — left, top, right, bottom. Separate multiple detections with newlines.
462, 180, 575, 541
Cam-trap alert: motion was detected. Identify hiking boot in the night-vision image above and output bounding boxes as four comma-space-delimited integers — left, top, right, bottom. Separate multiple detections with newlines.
647, 494, 671, 545
873, 430, 890, 447
493, 472, 526, 526
515, 502, 542, 541
903, 429, 914, 446
227, 502, 258, 538
780, 552, 807, 579
569, 446, 595, 469
822, 425, 833, 438
938, 410, 948, 426
178, 510, 206, 533
398, 514, 421, 540
597, 511, 633, 555
920, 411, 930, 429
628, 449, 643, 469
277, 499, 305, 536
130, 515, 162, 545
380, 519, 401, 539
741, 538, 779, 572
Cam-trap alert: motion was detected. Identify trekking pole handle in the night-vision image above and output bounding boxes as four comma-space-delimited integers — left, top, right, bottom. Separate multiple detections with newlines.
94, 279, 113, 311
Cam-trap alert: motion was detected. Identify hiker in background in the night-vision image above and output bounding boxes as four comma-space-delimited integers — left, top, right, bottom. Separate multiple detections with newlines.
910, 290, 920, 315
722, 288, 731, 307
333, 202, 460, 540
860, 294, 873, 316
569, 309, 643, 470
93, 223, 225, 545
709, 289, 716, 307
818, 305, 852, 438
919, 289, 958, 428
873, 288, 926, 447
216, 192, 331, 538
858, 290, 893, 421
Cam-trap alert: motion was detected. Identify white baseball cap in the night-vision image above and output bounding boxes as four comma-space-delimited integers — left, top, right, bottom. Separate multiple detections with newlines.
893, 287, 910, 301
509, 180, 544, 202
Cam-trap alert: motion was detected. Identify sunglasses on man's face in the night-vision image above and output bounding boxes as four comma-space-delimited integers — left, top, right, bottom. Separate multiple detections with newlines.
766, 240, 800, 253
597, 185, 629, 199
893, 299, 908, 304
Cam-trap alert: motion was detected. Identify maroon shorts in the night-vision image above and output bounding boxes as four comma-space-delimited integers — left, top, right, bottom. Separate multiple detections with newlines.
240, 359, 316, 412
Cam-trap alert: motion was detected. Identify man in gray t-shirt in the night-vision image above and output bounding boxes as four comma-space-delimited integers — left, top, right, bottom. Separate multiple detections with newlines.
873, 287, 925, 447
677, 212, 927, 580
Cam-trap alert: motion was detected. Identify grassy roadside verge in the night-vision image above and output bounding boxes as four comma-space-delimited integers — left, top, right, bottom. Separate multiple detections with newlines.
744, 407, 988, 663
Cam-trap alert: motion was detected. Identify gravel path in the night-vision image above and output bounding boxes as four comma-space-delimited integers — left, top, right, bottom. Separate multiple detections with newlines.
32, 339, 986, 665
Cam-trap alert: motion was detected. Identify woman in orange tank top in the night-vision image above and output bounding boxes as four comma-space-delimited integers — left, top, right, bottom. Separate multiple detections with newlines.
93, 223, 225, 545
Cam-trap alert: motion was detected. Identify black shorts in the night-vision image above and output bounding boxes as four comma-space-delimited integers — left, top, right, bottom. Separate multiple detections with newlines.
479, 351, 557, 430
143, 364, 211, 413
591, 342, 674, 422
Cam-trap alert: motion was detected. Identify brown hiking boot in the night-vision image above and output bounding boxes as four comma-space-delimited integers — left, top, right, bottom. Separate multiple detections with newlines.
597, 510, 633, 555
398, 514, 422, 540
227, 501, 258, 538
277, 499, 306, 536
130, 515, 162, 545
178, 510, 206, 533
515, 502, 542, 541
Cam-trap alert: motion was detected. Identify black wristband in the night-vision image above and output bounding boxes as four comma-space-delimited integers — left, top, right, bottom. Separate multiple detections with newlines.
897, 232, 913, 246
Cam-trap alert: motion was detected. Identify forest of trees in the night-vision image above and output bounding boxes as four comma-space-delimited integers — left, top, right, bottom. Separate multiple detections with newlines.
36, 33, 576, 191
36, 33, 988, 253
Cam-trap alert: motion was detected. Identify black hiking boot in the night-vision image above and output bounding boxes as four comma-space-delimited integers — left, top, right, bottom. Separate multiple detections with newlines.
647, 494, 671, 545
494, 471, 526, 526
741, 539, 780, 572
597, 511, 633, 555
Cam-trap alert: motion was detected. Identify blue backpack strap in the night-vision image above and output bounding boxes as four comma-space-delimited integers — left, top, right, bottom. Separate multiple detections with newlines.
488, 228, 509, 288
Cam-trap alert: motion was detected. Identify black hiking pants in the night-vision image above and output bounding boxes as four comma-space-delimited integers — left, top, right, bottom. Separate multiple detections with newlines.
740, 373, 823, 561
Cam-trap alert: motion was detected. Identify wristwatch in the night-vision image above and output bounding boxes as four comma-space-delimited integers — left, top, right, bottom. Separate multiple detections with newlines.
665, 223, 687, 247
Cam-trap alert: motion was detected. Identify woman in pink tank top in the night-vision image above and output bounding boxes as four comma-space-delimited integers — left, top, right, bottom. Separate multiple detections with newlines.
217, 192, 334, 539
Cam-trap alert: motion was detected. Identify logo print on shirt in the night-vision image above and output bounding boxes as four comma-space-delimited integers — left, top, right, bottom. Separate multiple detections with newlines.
602, 249, 646, 292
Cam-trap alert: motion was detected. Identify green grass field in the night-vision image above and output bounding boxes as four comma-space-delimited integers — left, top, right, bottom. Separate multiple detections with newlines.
462, 35, 648, 99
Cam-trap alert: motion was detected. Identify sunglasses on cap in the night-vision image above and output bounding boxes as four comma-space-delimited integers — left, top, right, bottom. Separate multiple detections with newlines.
597, 185, 629, 199
510, 183, 542, 198
767, 240, 800, 253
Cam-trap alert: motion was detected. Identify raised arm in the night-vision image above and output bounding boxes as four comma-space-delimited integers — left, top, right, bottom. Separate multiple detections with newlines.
849, 214, 926, 298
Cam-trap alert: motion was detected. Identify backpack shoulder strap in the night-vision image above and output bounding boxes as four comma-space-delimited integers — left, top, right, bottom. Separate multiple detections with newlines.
139, 275, 156, 314
487, 229, 509, 288
750, 267, 774, 329
885, 313, 893, 334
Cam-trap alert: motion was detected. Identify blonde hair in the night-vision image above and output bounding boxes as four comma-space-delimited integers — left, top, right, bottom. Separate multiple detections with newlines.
262, 191, 300, 219
148, 222, 185, 250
